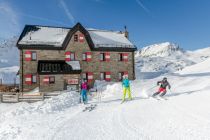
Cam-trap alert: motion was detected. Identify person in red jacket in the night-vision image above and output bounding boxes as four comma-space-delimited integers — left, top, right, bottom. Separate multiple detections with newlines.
152, 77, 171, 97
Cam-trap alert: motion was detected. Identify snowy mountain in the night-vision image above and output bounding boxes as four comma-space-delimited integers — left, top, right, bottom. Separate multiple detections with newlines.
0, 36, 19, 84
135, 42, 183, 57
135, 42, 210, 79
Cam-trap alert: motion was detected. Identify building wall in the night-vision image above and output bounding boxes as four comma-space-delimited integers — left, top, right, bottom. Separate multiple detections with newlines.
65, 31, 135, 85
19, 31, 135, 92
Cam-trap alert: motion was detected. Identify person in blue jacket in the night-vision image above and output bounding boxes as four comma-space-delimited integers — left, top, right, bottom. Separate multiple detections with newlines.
122, 75, 132, 102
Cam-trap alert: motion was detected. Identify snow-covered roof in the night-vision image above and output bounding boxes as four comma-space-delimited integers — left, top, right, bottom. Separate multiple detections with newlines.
18, 26, 70, 47
17, 24, 135, 50
66, 61, 81, 70
87, 30, 134, 48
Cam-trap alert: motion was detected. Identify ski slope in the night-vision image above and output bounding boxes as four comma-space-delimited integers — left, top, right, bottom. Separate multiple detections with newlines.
1, 58, 210, 140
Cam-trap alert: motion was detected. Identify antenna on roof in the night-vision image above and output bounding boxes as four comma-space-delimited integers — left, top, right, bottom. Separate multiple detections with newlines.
124, 26, 127, 31
124, 25, 129, 39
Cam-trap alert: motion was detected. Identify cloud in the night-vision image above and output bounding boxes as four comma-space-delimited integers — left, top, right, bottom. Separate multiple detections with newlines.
59, 0, 75, 25
0, 1, 20, 39
135, 0, 150, 13
18, 13, 70, 26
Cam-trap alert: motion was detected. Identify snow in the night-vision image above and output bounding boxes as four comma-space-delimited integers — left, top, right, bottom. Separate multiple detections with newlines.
17, 25, 135, 48
66, 61, 81, 70
136, 42, 182, 57
1, 58, 210, 139
2, 39, 210, 139
88, 30, 134, 48
135, 42, 210, 78
18, 26, 70, 47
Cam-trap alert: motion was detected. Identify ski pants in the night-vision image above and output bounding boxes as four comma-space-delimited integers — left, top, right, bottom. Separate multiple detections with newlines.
81, 89, 87, 103
123, 86, 132, 101
152, 88, 167, 97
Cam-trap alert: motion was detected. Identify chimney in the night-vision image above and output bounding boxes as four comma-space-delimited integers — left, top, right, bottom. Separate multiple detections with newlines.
124, 26, 129, 39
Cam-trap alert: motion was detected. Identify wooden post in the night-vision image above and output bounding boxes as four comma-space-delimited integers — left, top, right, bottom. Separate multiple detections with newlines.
0, 79, 2, 85
0, 94, 2, 102
14, 78, 16, 87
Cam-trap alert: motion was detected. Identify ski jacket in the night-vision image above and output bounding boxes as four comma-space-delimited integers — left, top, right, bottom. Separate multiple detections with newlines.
122, 79, 130, 88
81, 82, 88, 90
157, 80, 171, 89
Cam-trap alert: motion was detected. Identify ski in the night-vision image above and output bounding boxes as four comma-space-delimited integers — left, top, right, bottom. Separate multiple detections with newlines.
83, 104, 97, 112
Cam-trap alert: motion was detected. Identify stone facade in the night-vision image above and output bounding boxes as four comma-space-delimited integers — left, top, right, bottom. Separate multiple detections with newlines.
18, 24, 136, 92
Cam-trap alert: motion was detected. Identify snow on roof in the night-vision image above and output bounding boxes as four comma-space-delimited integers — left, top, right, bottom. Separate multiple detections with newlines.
66, 61, 81, 70
18, 25, 135, 49
88, 30, 134, 48
18, 26, 70, 47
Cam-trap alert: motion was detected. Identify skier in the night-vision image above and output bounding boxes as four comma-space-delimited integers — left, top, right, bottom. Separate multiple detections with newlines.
152, 77, 171, 97
122, 75, 132, 102
81, 79, 88, 104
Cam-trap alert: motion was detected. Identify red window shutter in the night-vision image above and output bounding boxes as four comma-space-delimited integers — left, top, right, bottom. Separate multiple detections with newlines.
25, 51, 32, 61
43, 76, 49, 84
87, 72, 93, 82
79, 34, 85, 43
65, 51, 71, 61
123, 53, 129, 62
25, 74, 32, 85
124, 71, 128, 77
86, 52, 92, 62
105, 72, 111, 81
105, 52, 110, 62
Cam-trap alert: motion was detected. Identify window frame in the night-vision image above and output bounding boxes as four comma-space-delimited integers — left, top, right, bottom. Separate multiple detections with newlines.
32, 74, 37, 84
49, 76, 55, 84
118, 53, 123, 61
31, 51, 37, 61
74, 34, 78, 42
100, 72, 105, 80
70, 52, 75, 61
82, 53, 87, 61
100, 53, 105, 61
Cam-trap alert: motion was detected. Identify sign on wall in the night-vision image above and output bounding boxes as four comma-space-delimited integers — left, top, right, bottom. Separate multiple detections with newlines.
67, 79, 79, 85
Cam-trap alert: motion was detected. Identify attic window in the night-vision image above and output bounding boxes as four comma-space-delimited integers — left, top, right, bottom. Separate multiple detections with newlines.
74, 34, 78, 42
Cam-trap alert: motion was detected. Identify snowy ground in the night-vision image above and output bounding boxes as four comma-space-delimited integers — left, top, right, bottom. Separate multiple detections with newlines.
1, 59, 210, 140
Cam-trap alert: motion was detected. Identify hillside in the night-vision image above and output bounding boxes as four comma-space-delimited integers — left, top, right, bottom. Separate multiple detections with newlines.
135, 42, 210, 79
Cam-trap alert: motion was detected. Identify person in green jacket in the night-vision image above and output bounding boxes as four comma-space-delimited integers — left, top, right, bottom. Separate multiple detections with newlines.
122, 75, 132, 102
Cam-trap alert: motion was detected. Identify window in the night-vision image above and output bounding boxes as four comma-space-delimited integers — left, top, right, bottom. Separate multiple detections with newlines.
100, 72, 105, 80
82, 53, 87, 61
32, 75, 37, 83
118, 53, 123, 61
74, 34, 78, 42
65, 52, 75, 61
82, 73, 87, 80
82, 73, 93, 82
118, 72, 123, 81
49, 76, 55, 84
32, 52, 37, 61
70, 52, 75, 61
100, 53, 105, 61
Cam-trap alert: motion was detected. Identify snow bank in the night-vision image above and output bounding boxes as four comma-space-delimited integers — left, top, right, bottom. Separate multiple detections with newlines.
2, 91, 79, 118
178, 57, 210, 75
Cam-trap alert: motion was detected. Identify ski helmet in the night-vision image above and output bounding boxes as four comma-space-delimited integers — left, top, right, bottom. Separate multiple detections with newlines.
163, 77, 167, 80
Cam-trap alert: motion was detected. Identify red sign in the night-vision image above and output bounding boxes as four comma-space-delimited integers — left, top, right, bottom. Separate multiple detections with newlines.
67, 79, 79, 85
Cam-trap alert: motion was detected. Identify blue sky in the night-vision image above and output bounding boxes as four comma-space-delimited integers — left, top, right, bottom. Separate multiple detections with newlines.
0, 0, 210, 50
